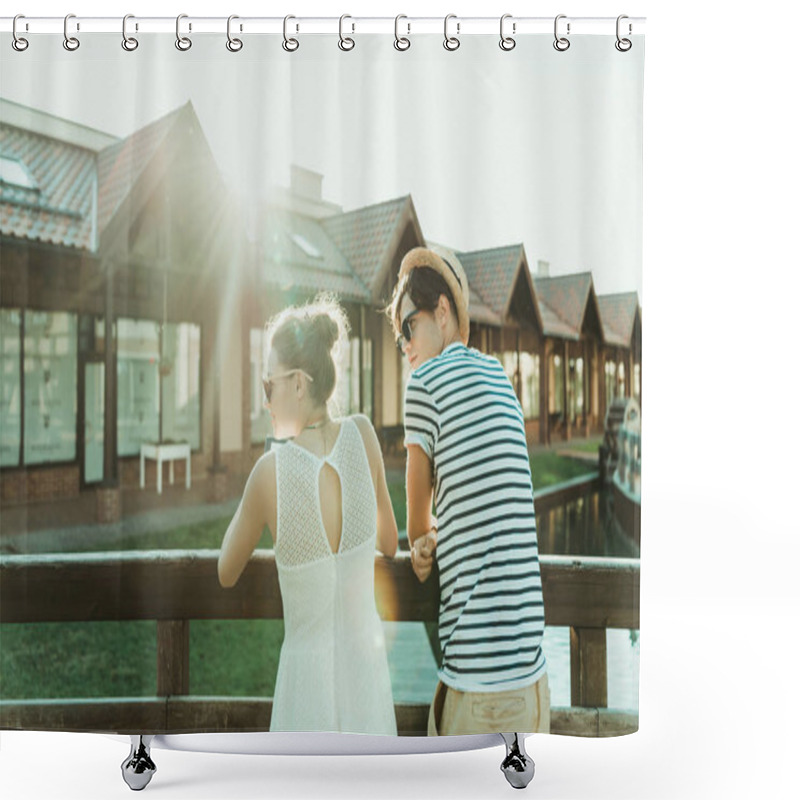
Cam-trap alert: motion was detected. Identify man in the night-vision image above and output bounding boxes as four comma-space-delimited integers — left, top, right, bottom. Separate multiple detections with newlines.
387, 246, 549, 736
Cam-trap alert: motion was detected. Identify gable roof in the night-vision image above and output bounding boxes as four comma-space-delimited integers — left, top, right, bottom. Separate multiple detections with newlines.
320, 195, 419, 300
1, 122, 98, 250
96, 104, 187, 236
456, 243, 543, 332
533, 272, 598, 341
596, 292, 641, 348
458, 245, 524, 318
261, 206, 371, 302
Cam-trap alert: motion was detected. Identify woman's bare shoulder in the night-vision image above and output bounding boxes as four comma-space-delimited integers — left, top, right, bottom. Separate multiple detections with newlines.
349, 414, 380, 460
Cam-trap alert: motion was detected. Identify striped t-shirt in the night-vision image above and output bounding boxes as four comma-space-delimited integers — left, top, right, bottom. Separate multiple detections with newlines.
403, 341, 546, 693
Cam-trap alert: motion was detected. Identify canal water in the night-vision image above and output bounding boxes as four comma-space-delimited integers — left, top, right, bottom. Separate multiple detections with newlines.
388, 488, 640, 712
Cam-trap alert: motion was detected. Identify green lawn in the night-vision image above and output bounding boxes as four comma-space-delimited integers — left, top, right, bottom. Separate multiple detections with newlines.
0, 450, 593, 701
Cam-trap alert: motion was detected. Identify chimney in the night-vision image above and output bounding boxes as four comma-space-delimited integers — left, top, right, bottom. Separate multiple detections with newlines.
537, 259, 550, 277
290, 164, 323, 203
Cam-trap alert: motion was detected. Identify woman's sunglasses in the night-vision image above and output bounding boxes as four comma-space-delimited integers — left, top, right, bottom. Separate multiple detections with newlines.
396, 308, 421, 353
262, 368, 314, 403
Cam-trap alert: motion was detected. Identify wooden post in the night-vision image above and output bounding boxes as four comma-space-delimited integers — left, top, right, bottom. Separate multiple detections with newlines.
102, 260, 117, 485
539, 339, 549, 445
570, 627, 607, 707
157, 620, 190, 696
583, 339, 590, 436
563, 340, 571, 441
598, 347, 607, 426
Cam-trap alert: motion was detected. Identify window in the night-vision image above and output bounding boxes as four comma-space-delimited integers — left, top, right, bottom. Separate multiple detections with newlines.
288, 233, 322, 260
117, 319, 160, 456
605, 360, 618, 407
250, 328, 270, 445
23, 311, 78, 465
0, 155, 38, 191
519, 351, 539, 418
161, 322, 201, 448
1, 309, 21, 467
117, 318, 201, 454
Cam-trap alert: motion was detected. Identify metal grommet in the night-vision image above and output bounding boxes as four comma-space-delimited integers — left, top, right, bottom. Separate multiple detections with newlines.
553, 14, 570, 51
226, 15, 243, 52
394, 14, 410, 51
499, 13, 515, 51
176, 14, 192, 51
283, 15, 299, 52
444, 14, 460, 51
12, 15, 29, 51
122, 14, 138, 51
63, 14, 80, 51
339, 14, 355, 51
615, 15, 632, 52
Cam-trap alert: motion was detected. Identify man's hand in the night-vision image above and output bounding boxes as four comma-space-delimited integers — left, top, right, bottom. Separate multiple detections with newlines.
410, 528, 438, 583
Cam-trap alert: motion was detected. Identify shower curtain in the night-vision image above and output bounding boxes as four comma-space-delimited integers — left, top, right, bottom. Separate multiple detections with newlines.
0, 19, 643, 745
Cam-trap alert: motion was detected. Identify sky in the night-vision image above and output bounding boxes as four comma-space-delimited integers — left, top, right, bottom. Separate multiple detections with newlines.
1, 31, 643, 301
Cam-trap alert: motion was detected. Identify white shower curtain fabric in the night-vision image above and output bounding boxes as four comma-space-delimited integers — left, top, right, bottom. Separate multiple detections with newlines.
0, 29, 643, 739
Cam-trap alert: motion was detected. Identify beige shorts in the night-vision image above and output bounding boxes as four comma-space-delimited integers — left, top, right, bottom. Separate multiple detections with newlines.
427, 673, 550, 736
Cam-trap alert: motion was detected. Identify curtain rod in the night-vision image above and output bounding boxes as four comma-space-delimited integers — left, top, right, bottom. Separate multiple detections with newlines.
1, 16, 646, 36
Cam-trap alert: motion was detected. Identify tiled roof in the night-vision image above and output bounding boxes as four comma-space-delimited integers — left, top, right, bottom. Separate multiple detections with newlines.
597, 292, 640, 348
320, 196, 410, 296
533, 273, 594, 339
1, 124, 97, 250
457, 245, 526, 319
261, 207, 371, 302
96, 104, 187, 235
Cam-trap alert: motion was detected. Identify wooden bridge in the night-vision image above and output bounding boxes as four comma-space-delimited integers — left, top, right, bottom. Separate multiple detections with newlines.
0, 541, 639, 738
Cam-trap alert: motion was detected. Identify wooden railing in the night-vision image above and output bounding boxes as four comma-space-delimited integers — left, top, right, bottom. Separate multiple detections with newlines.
0, 545, 639, 738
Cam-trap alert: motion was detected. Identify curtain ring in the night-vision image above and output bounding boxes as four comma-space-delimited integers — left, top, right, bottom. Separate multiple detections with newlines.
226, 15, 243, 52
63, 14, 80, 51
176, 14, 192, 51
394, 14, 410, 51
444, 14, 460, 51
553, 14, 570, 51
12, 15, 29, 52
499, 14, 515, 51
615, 15, 632, 52
122, 14, 138, 51
339, 15, 355, 51
283, 15, 299, 52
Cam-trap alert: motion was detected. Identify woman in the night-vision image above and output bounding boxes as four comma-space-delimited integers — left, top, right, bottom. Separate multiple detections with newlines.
387, 246, 549, 737
218, 293, 398, 735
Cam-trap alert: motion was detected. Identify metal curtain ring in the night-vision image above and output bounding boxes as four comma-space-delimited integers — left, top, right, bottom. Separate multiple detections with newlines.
499, 14, 515, 51
12, 15, 29, 51
226, 15, 243, 52
444, 14, 460, 51
63, 14, 80, 51
615, 14, 632, 51
339, 15, 355, 51
122, 14, 138, 51
394, 14, 410, 51
283, 15, 299, 52
176, 14, 192, 51
553, 14, 570, 51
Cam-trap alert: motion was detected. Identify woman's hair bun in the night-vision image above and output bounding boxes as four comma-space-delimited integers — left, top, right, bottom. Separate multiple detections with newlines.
310, 312, 339, 352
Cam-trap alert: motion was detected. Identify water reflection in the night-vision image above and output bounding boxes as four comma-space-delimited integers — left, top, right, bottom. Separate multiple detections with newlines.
536, 489, 640, 558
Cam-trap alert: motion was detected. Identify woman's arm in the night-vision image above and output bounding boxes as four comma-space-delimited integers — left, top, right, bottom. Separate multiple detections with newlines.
218, 453, 275, 588
406, 443, 436, 547
353, 415, 398, 558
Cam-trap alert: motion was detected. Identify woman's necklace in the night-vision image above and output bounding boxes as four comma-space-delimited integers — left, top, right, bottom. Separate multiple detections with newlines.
303, 412, 330, 455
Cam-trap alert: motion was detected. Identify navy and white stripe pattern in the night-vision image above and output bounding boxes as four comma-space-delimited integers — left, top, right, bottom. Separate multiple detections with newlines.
404, 342, 546, 693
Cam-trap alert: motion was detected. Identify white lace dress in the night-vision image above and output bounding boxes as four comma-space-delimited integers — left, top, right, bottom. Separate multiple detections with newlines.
270, 416, 397, 735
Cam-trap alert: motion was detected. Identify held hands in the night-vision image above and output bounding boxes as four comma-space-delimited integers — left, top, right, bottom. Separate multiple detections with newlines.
410, 527, 438, 583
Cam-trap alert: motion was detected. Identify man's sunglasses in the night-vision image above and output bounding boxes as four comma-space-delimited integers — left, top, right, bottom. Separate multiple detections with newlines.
396, 309, 421, 353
